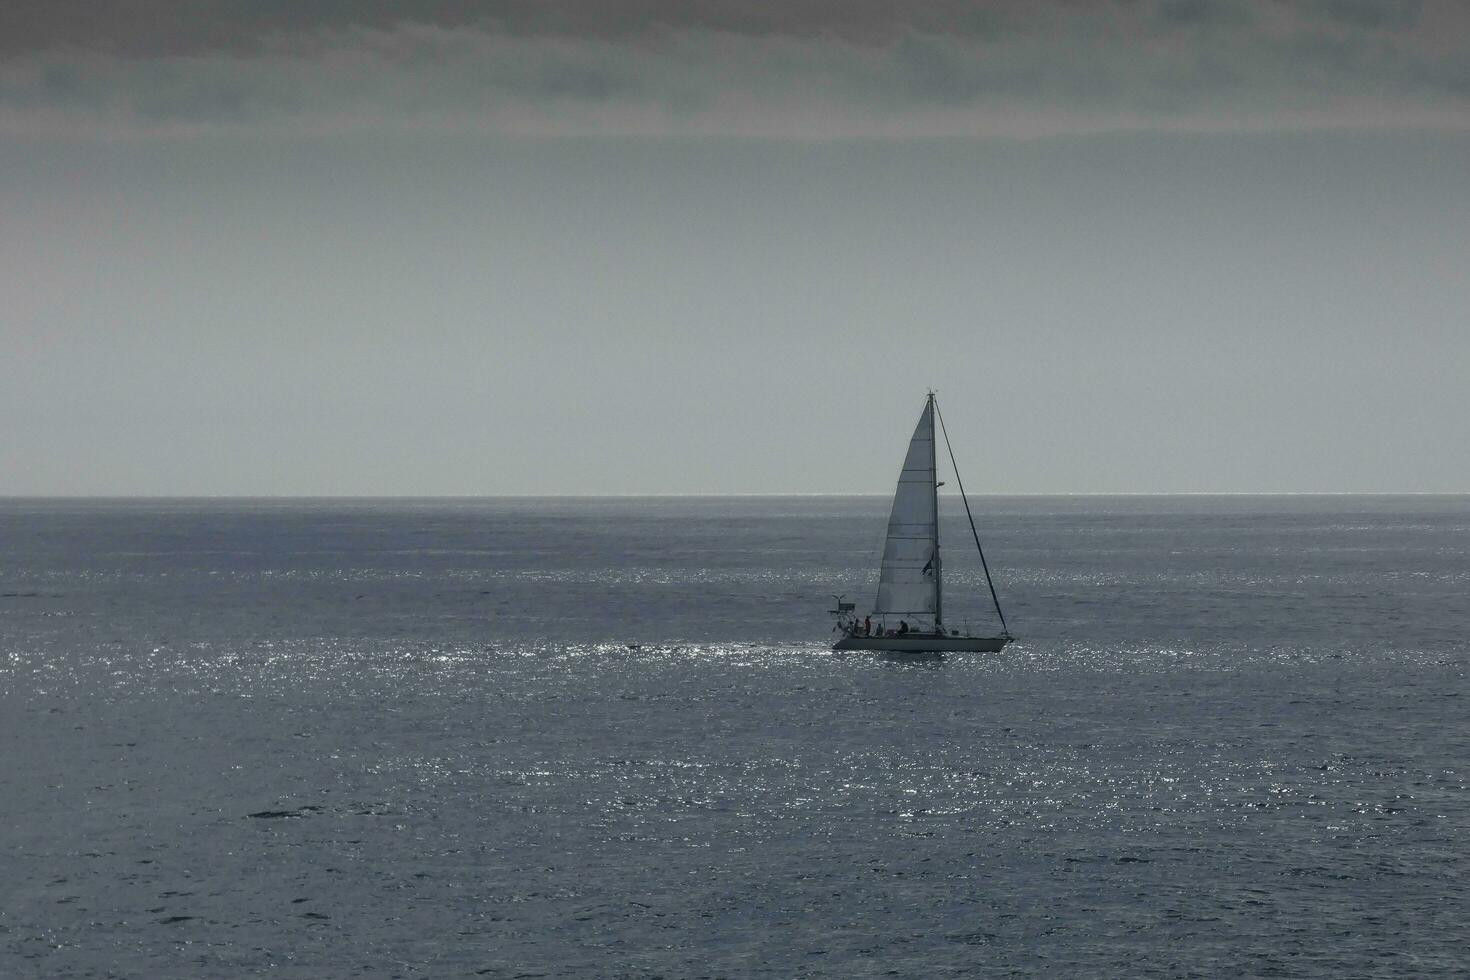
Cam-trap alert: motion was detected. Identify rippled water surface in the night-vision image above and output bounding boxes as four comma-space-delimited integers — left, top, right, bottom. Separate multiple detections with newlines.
2, 496, 1467, 977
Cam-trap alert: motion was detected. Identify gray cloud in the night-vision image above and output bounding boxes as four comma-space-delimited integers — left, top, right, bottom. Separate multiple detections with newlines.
1, 1, 1468, 137
2, 2, 1099, 55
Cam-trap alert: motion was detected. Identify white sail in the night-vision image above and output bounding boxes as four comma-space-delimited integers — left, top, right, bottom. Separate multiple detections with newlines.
874, 398, 940, 623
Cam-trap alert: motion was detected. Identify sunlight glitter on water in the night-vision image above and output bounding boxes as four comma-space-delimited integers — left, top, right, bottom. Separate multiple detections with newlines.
4, 496, 1467, 977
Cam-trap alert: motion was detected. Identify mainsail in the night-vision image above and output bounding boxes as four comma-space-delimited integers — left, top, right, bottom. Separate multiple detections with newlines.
874, 396, 941, 624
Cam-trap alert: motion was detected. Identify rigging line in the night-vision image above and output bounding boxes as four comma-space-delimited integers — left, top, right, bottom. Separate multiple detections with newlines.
933, 397, 1011, 638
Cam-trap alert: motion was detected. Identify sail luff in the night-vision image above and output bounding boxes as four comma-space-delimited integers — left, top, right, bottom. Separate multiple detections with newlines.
931, 393, 942, 628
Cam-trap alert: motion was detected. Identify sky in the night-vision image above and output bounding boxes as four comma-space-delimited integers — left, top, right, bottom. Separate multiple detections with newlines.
3, 0, 1468, 494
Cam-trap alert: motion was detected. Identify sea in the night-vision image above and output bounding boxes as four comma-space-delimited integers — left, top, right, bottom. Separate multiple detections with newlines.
2, 495, 1466, 978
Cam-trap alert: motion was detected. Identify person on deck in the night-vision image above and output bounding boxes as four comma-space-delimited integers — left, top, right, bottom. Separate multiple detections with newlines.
898, 620, 909, 635
863, 616, 872, 636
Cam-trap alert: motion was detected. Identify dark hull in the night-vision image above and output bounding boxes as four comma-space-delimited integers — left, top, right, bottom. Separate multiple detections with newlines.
833, 633, 1011, 653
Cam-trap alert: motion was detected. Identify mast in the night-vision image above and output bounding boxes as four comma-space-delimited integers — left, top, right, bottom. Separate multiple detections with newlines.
929, 391, 942, 628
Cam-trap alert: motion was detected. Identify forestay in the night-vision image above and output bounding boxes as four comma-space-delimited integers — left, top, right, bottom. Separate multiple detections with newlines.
874, 398, 940, 623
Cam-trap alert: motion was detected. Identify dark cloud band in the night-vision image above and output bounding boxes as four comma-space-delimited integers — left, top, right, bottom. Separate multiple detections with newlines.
2, 1, 1467, 136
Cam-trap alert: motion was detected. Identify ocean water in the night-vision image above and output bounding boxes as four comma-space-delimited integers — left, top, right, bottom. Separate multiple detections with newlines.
2, 495, 1467, 978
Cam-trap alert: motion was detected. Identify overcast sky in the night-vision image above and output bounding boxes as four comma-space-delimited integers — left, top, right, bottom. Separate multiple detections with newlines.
3, 1, 1468, 494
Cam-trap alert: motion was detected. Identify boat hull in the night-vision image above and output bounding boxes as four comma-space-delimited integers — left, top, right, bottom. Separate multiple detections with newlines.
833, 633, 1011, 654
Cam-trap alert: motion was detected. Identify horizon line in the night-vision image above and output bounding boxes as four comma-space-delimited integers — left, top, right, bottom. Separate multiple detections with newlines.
3, 490, 1468, 501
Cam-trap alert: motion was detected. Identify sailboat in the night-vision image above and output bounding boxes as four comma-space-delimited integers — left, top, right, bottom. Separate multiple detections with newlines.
832, 392, 1012, 654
